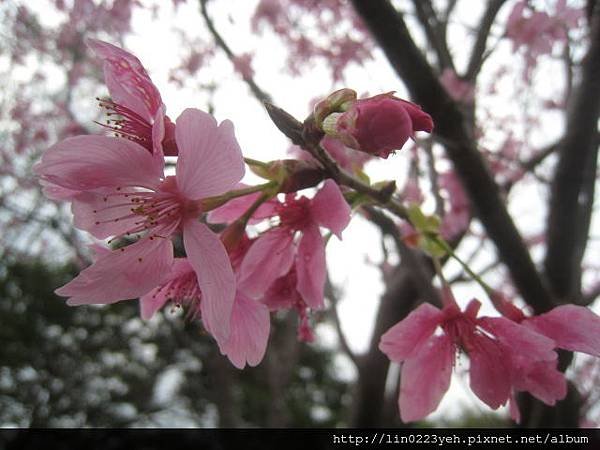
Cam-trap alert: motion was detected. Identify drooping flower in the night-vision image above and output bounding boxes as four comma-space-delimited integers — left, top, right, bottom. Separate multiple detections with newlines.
140, 252, 271, 370
88, 38, 178, 156
35, 108, 245, 342
524, 305, 600, 357
379, 297, 563, 422
261, 264, 315, 342
321, 92, 433, 158
238, 179, 351, 309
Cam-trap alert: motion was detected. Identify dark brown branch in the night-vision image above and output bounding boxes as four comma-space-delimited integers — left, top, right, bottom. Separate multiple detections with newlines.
324, 275, 359, 367
351, 266, 419, 427
363, 205, 441, 307
465, 0, 508, 81
351, 0, 553, 313
199, 0, 272, 104
411, 0, 454, 70
544, 9, 600, 301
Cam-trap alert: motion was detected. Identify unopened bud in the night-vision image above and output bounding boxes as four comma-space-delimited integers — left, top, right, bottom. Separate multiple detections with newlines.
321, 92, 433, 158
313, 88, 357, 126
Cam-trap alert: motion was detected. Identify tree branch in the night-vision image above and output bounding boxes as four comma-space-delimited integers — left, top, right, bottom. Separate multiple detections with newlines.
411, 0, 454, 70
351, 0, 553, 313
465, 0, 508, 81
199, 0, 272, 104
324, 275, 359, 367
544, 8, 600, 300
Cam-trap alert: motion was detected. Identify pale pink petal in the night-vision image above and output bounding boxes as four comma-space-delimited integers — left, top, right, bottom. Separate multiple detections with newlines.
139, 286, 170, 320
40, 180, 80, 200
524, 305, 600, 357
139, 258, 195, 320
71, 190, 140, 239
34, 136, 163, 191
175, 109, 245, 200
379, 303, 443, 362
87, 38, 163, 122
151, 105, 166, 162
478, 316, 556, 362
295, 224, 326, 309
218, 292, 271, 369
310, 180, 351, 238
56, 237, 173, 305
508, 392, 521, 424
183, 219, 236, 343
468, 335, 511, 409
260, 269, 299, 311
398, 334, 453, 422
238, 229, 295, 299
512, 359, 567, 406
207, 185, 279, 225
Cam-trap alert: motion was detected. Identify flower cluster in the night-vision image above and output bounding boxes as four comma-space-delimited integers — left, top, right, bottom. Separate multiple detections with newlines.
35, 39, 599, 426
35, 40, 354, 368
380, 289, 600, 423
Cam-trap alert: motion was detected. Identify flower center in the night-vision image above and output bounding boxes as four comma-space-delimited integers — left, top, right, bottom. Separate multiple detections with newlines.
276, 195, 312, 231
96, 98, 153, 151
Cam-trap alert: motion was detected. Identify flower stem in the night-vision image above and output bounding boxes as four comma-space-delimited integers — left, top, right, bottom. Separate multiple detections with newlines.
431, 235, 494, 295
223, 181, 276, 201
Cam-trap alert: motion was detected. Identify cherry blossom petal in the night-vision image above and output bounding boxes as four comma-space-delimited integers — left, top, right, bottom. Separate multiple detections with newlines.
478, 316, 556, 362
399, 334, 453, 422
139, 259, 195, 320
310, 180, 351, 238
175, 108, 245, 200
218, 292, 271, 369
183, 219, 236, 343
139, 286, 170, 320
71, 190, 140, 239
468, 335, 511, 409
379, 303, 443, 362
151, 105, 166, 161
508, 392, 521, 424
295, 224, 326, 309
238, 229, 295, 298
524, 305, 600, 357
87, 38, 163, 123
34, 136, 163, 191
56, 237, 173, 305
40, 180, 80, 200
512, 359, 567, 406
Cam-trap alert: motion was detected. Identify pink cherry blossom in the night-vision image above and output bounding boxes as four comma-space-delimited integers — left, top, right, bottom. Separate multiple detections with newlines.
439, 69, 475, 103
238, 179, 351, 309
379, 298, 563, 422
88, 38, 178, 156
140, 254, 271, 370
35, 108, 245, 342
261, 264, 315, 342
523, 305, 600, 357
323, 93, 433, 158
439, 171, 470, 240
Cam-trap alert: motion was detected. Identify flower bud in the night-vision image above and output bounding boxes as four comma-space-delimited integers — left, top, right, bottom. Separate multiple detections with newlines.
322, 93, 433, 158
313, 88, 357, 126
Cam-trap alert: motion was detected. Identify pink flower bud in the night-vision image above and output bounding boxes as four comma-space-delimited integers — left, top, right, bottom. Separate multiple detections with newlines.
322, 93, 433, 158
